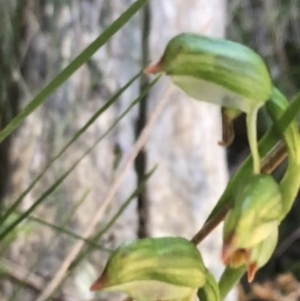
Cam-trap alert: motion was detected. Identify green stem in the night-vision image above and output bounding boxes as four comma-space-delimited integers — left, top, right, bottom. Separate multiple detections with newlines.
218, 266, 245, 300
246, 106, 260, 174
266, 88, 300, 219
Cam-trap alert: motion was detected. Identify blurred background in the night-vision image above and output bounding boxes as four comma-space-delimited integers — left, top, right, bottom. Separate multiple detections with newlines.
0, 1, 299, 301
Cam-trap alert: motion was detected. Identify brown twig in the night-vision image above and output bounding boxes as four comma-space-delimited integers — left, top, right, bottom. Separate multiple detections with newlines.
191, 204, 230, 245
261, 141, 287, 174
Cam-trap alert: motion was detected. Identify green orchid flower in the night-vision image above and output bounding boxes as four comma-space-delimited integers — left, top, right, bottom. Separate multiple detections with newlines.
222, 222, 278, 282
90, 237, 219, 301
221, 174, 281, 281
144, 33, 273, 174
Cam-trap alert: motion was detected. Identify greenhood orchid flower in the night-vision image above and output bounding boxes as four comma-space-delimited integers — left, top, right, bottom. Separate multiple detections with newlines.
222, 174, 281, 281
90, 237, 219, 301
144, 33, 273, 174
223, 223, 278, 282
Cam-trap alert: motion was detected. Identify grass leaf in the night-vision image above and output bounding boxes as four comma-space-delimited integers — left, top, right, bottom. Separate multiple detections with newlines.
0, 0, 148, 143
0, 76, 159, 242
0, 71, 141, 226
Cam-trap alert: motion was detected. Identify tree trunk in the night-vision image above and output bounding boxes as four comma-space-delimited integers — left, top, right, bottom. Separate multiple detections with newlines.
0, 0, 233, 300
